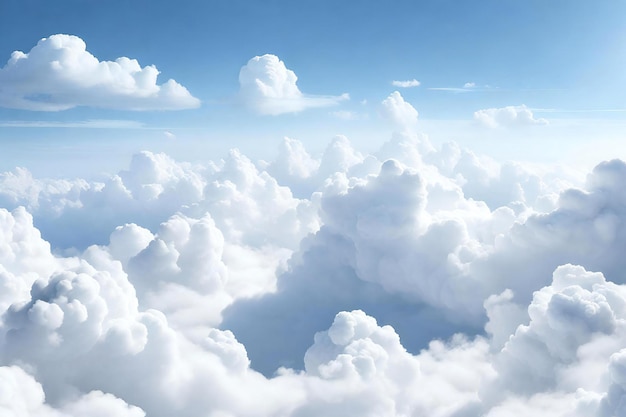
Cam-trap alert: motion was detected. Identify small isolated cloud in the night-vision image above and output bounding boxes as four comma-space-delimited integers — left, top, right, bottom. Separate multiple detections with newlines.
330, 110, 365, 120
464, 82, 476, 88
163, 130, 176, 140
238, 54, 348, 115
0, 34, 200, 111
474, 104, 548, 128
380, 91, 418, 129
392, 79, 420, 88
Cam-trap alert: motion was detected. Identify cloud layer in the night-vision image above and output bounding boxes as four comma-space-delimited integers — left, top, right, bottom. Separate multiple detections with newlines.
3, 128, 626, 416
0, 34, 200, 111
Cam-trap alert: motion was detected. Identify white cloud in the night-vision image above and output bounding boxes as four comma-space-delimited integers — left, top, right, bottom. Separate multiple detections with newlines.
429, 82, 485, 93
0, 34, 200, 111
0, 120, 145, 129
474, 104, 548, 128
238, 54, 348, 115
5, 131, 626, 416
392, 79, 420, 88
379, 91, 418, 129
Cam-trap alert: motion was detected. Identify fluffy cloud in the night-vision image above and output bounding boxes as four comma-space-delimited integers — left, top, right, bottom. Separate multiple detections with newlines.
5, 130, 626, 416
0, 34, 200, 111
474, 104, 548, 128
0, 366, 146, 417
238, 54, 348, 115
379, 91, 418, 129
391, 79, 420, 88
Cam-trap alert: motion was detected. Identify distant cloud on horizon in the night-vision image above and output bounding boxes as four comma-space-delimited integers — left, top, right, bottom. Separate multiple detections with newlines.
474, 104, 548, 128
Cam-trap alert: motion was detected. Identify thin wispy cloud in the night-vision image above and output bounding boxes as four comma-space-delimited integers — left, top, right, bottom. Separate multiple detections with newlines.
531, 108, 626, 114
428, 82, 485, 93
330, 110, 366, 120
0, 119, 145, 128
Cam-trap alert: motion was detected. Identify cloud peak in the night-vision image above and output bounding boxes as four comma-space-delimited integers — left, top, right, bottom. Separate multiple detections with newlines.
380, 91, 418, 129
238, 54, 348, 115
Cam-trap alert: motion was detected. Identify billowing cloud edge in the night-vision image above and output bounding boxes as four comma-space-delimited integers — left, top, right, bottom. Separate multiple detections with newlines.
238, 54, 348, 115
0, 34, 200, 111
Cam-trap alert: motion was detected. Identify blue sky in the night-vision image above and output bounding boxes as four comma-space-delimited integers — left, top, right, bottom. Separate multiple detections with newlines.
1, 0, 626, 175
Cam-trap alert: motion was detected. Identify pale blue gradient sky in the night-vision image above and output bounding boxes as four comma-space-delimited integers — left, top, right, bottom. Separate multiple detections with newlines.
1, 0, 625, 175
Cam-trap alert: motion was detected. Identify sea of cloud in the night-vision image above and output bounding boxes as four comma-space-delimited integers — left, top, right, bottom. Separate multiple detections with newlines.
3, 119, 626, 416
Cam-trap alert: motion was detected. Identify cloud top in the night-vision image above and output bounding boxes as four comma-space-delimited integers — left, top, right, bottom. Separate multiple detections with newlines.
380, 91, 418, 129
3, 134, 626, 416
0, 34, 200, 111
238, 54, 348, 115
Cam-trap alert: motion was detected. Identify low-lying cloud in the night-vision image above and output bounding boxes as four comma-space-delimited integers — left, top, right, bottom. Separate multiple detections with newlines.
3, 127, 626, 416
474, 104, 548, 128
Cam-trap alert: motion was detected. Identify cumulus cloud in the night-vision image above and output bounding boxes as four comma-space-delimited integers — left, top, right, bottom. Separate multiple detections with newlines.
474, 104, 548, 128
0, 34, 200, 111
238, 54, 348, 115
379, 91, 418, 129
391, 79, 420, 88
5, 129, 626, 416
